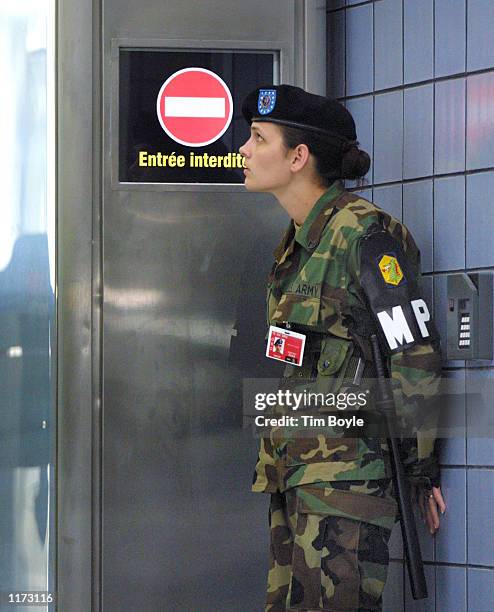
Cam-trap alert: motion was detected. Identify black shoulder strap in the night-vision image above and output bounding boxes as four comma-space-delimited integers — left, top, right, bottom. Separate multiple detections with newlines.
358, 224, 438, 354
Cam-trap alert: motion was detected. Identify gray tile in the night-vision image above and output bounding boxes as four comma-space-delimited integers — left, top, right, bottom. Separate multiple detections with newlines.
383, 561, 404, 612
466, 370, 494, 465
345, 4, 373, 96
439, 370, 466, 466
433, 175, 465, 272
467, 73, 494, 171
374, 91, 403, 184
433, 274, 465, 368
468, 568, 494, 612
327, 0, 345, 10
353, 187, 372, 201
436, 566, 466, 612
374, 0, 403, 91
403, 180, 433, 273
345, 96, 373, 159
465, 274, 494, 368
373, 184, 402, 221
466, 171, 494, 267
346, 0, 364, 5
345, 96, 373, 186
434, 79, 466, 175
435, 0, 466, 78
404, 563, 435, 611
467, 0, 494, 72
404, 0, 433, 84
327, 10, 345, 98
420, 276, 433, 316
435, 468, 466, 563
404, 85, 433, 179
467, 470, 494, 566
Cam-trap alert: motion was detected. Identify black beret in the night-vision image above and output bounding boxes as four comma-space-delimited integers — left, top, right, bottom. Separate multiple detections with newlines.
241, 84, 357, 142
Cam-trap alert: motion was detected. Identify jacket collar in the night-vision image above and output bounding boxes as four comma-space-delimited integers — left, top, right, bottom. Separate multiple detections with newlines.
295, 180, 345, 251
272, 181, 347, 261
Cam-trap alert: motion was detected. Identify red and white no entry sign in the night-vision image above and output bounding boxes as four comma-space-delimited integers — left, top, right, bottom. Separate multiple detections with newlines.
156, 68, 233, 147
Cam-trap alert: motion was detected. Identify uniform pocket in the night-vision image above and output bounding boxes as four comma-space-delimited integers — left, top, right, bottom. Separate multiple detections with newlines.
284, 339, 360, 467
312, 336, 354, 396
317, 336, 353, 376
289, 510, 360, 611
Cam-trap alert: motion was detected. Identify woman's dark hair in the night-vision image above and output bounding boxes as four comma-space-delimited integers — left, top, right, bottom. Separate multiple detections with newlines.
279, 125, 370, 187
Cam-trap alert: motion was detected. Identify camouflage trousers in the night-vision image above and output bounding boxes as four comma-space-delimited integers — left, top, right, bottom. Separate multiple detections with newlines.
265, 488, 394, 612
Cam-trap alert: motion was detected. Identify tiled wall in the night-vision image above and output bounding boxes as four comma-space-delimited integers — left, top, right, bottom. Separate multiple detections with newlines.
327, 1, 494, 610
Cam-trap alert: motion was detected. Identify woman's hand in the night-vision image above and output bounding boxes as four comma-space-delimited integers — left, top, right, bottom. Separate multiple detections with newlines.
417, 486, 446, 535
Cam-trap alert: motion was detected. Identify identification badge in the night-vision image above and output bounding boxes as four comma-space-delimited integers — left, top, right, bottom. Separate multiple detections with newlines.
266, 325, 306, 367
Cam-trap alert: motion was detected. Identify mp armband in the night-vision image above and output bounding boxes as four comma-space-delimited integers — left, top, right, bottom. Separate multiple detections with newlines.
358, 225, 439, 354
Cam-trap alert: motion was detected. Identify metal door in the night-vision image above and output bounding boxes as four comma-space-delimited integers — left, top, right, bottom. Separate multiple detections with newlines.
58, 1, 326, 610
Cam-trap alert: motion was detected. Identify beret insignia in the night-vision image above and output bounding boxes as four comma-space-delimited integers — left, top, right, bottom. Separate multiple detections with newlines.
257, 89, 276, 115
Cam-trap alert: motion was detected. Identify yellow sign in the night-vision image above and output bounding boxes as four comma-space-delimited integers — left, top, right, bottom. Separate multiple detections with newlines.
379, 255, 403, 285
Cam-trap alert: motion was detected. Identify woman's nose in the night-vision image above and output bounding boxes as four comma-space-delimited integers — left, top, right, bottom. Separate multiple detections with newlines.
239, 139, 250, 157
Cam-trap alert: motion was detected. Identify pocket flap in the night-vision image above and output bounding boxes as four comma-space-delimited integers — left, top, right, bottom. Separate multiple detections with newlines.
317, 337, 352, 375
295, 487, 398, 523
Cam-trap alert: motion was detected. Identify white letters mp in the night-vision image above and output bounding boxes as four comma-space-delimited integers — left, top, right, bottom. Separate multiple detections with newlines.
377, 299, 430, 350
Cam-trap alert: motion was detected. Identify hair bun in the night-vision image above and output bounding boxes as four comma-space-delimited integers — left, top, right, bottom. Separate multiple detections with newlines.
341, 143, 370, 180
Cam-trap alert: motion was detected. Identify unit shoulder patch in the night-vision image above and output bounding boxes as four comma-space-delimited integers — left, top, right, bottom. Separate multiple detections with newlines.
378, 254, 404, 286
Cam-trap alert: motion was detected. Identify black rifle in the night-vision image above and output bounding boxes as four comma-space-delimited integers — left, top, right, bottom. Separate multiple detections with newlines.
370, 334, 428, 600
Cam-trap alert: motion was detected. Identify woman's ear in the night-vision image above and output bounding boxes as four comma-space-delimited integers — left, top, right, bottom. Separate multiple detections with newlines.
289, 143, 311, 173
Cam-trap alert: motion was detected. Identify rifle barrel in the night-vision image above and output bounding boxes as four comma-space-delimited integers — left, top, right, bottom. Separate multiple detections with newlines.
370, 334, 428, 600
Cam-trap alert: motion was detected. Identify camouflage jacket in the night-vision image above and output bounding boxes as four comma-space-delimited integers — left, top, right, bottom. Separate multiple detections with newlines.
252, 181, 442, 519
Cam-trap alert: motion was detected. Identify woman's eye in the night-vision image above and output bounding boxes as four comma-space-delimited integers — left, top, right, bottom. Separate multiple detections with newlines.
256, 133, 264, 142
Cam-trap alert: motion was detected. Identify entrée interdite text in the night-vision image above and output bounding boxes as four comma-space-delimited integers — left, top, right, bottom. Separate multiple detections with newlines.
138, 151, 245, 168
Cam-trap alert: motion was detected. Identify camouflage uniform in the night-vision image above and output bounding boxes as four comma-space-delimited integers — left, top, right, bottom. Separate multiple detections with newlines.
253, 181, 442, 611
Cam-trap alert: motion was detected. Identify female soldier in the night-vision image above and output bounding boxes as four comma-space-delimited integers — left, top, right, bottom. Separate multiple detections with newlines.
239, 85, 446, 612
